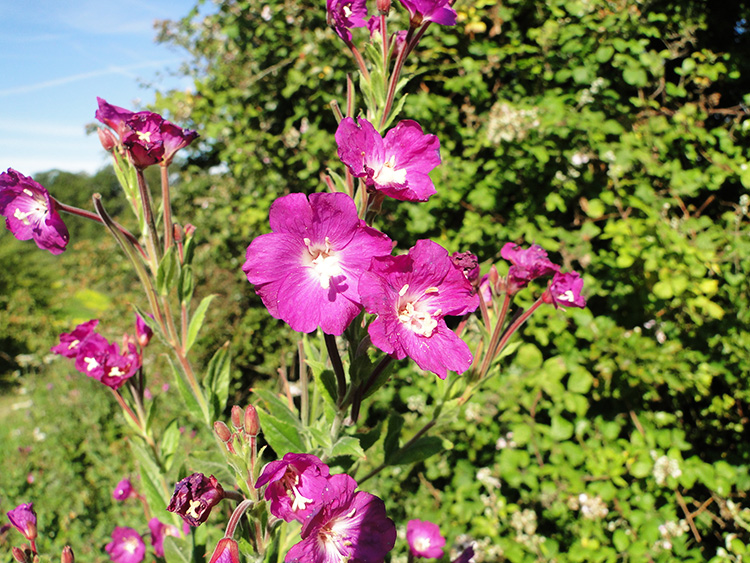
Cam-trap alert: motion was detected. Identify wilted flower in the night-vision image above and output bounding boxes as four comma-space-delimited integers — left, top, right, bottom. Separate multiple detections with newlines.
500, 243, 559, 294
105, 527, 145, 563
7, 503, 37, 541
542, 271, 586, 309
255, 453, 331, 523
51, 319, 99, 359
285, 474, 396, 563
167, 473, 225, 527
112, 479, 133, 501
0, 169, 69, 255
326, 0, 368, 42
451, 252, 480, 285
359, 239, 479, 378
243, 192, 392, 335
335, 117, 441, 202
398, 0, 457, 26
148, 518, 181, 558
407, 520, 446, 559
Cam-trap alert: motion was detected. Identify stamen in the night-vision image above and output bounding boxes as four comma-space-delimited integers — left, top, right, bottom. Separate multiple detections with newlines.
424, 286, 439, 294
398, 284, 409, 296
22, 188, 34, 197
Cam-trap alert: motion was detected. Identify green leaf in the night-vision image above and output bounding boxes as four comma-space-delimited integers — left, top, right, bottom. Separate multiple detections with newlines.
383, 414, 404, 463
156, 245, 180, 296
329, 436, 365, 460
256, 408, 305, 456
186, 294, 216, 352
550, 416, 574, 441
178, 265, 194, 305
254, 388, 299, 424
204, 342, 231, 420
167, 356, 204, 423
161, 419, 181, 471
131, 439, 169, 512
390, 436, 443, 465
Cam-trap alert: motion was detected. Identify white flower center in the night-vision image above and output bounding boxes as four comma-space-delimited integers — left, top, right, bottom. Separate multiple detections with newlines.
290, 484, 314, 511
304, 236, 343, 290
136, 130, 152, 142
397, 285, 441, 337
123, 537, 139, 555
12, 192, 47, 226
373, 155, 407, 186
558, 290, 574, 302
108, 366, 125, 377
414, 537, 432, 552
84, 357, 100, 372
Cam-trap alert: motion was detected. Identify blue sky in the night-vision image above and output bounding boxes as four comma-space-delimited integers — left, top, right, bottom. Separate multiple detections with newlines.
0, 0, 198, 176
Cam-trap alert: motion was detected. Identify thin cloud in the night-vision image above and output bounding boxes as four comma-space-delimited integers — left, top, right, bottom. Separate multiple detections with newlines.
0, 60, 181, 97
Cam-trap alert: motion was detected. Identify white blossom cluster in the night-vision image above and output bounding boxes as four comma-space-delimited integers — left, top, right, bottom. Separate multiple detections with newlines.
651, 451, 682, 485
654, 520, 689, 551
486, 102, 540, 144
567, 493, 609, 520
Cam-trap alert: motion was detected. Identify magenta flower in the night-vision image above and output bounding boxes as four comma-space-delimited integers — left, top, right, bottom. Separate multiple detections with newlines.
112, 478, 134, 501
135, 314, 153, 348
7, 503, 37, 541
208, 538, 241, 563
286, 474, 396, 563
96, 98, 198, 168
105, 527, 145, 563
327, 0, 368, 42
0, 169, 69, 255
407, 520, 445, 559
359, 239, 479, 378
336, 117, 441, 202
542, 271, 587, 309
51, 319, 99, 359
73, 335, 140, 390
255, 453, 331, 523
398, 0, 457, 26
95, 97, 135, 140
243, 192, 392, 335
167, 473, 225, 527
148, 518, 181, 558
367, 16, 408, 54
500, 243, 560, 294
452, 545, 475, 563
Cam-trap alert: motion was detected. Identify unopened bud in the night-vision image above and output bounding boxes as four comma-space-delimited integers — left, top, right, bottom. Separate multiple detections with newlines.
231, 405, 243, 431
377, 0, 390, 14
244, 405, 260, 436
98, 127, 117, 152
61, 546, 75, 563
184, 224, 196, 239
214, 421, 232, 443
173, 223, 184, 243
12, 547, 28, 563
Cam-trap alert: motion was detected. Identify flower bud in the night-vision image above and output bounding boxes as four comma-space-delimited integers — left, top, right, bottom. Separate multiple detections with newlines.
184, 224, 196, 239
61, 546, 75, 563
376, 0, 390, 14
7, 504, 37, 541
244, 405, 260, 437
98, 127, 117, 152
173, 223, 184, 243
214, 421, 232, 443
135, 314, 154, 348
230, 405, 243, 431
12, 547, 29, 563
208, 538, 240, 563
112, 478, 134, 501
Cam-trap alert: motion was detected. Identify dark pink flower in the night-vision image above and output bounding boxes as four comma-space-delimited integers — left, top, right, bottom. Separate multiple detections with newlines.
255, 453, 331, 523
367, 15, 408, 53
359, 240, 479, 378
451, 251, 480, 285
74, 335, 140, 389
7, 503, 37, 541
326, 0, 368, 42
398, 0, 457, 26
336, 117, 441, 202
0, 169, 69, 255
167, 473, 225, 527
542, 271, 586, 309
452, 545, 475, 563
105, 527, 145, 563
51, 319, 99, 359
148, 518, 181, 558
500, 243, 560, 294
135, 314, 153, 348
243, 192, 393, 335
407, 519, 445, 559
207, 538, 240, 563
286, 474, 396, 563
112, 479, 133, 501
95, 97, 135, 140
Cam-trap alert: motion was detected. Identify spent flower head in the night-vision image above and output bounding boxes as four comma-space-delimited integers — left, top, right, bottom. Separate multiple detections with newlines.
0, 169, 69, 255
336, 117, 441, 202
167, 473, 225, 527
243, 192, 392, 335
500, 243, 560, 294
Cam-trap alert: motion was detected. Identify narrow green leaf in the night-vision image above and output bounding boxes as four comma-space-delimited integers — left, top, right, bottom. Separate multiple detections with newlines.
204, 342, 231, 419
382, 94, 408, 130
161, 419, 181, 470
329, 436, 365, 461
163, 536, 192, 563
254, 388, 299, 426
390, 436, 443, 465
156, 245, 180, 296
167, 356, 204, 423
186, 294, 216, 352
383, 414, 404, 463
256, 408, 304, 456
178, 265, 194, 305
132, 304, 166, 344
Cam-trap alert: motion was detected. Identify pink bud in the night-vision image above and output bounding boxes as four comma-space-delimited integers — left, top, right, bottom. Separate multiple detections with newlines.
231, 405, 243, 431
61, 546, 75, 563
98, 127, 117, 152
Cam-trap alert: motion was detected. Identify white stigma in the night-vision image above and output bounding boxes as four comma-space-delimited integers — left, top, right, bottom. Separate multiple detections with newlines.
84, 357, 100, 372
290, 484, 314, 511
373, 155, 407, 186
398, 302, 439, 337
